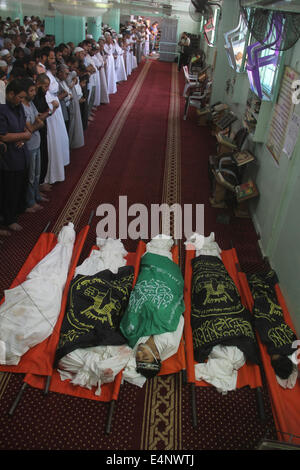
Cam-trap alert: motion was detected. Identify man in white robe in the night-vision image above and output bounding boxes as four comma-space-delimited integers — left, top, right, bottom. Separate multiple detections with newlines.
66, 68, 85, 149
124, 33, 132, 77
81, 43, 97, 119
104, 34, 117, 95
144, 26, 150, 57
96, 42, 110, 104
44, 56, 70, 184
90, 46, 101, 107
114, 35, 127, 83
130, 32, 138, 70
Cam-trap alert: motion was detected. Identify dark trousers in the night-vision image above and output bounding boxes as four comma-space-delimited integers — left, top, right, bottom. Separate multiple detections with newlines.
178, 52, 189, 71
0, 169, 28, 226
39, 127, 48, 185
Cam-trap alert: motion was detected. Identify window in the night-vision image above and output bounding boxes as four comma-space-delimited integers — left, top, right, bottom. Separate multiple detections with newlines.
258, 46, 282, 99
202, 7, 220, 47
224, 14, 249, 72
245, 10, 284, 100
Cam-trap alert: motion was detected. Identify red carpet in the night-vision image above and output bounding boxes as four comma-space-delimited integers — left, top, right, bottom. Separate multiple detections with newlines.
70, 59, 175, 267
0, 60, 278, 450
0, 63, 147, 298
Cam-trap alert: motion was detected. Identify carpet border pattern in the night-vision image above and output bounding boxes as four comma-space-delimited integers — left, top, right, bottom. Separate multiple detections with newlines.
0, 62, 152, 398
140, 62, 183, 451
52, 61, 152, 235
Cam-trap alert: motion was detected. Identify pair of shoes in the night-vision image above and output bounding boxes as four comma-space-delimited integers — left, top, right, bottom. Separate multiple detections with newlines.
234, 208, 250, 218
8, 222, 23, 232
39, 183, 52, 192
209, 197, 227, 209
0, 229, 11, 237
39, 194, 50, 202
25, 204, 43, 213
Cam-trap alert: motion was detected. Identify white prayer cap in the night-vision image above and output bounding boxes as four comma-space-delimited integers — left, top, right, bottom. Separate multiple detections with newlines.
74, 46, 84, 53
104, 32, 111, 37
0, 49, 10, 57
117, 34, 123, 38
86, 34, 93, 39
0, 60, 7, 67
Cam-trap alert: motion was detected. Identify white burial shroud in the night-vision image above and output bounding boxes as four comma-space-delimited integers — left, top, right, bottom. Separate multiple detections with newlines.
0, 223, 76, 366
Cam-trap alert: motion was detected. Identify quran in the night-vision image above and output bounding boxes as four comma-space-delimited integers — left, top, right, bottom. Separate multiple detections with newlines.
235, 179, 259, 202
216, 133, 237, 149
215, 112, 237, 130
233, 151, 255, 167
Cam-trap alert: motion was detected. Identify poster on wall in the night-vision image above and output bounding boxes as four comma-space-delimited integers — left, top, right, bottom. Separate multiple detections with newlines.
266, 66, 300, 165
282, 112, 300, 159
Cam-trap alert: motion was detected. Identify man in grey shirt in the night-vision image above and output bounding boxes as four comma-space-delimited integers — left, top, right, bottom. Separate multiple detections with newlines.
22, 78, 48, 212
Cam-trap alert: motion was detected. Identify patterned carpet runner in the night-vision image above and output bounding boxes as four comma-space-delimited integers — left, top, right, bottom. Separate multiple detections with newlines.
0, 60, 278, 450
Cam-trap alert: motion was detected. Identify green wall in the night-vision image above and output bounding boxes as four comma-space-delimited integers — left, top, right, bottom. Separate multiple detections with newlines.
45, 13, 86, 46
207, 0, 300, 336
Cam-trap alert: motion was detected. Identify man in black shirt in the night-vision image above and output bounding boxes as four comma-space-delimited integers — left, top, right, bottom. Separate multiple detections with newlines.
33, 73, 52, 191
0, 79, 32, 232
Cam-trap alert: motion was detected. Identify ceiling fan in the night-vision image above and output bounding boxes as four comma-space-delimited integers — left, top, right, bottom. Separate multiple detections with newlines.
189, 0, 222, 23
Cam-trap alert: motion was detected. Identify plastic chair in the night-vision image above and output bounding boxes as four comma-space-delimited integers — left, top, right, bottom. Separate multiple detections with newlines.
182, 65, 200, 97
183, 80, 212, 120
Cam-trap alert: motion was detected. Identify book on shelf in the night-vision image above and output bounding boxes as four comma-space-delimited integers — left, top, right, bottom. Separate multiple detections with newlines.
233, 150, 255, 167
196, 106, 210, 115
213, 103, 229, 113
216, 133, 237, 148
216, 113, 237, 130
235, 179, 259, 202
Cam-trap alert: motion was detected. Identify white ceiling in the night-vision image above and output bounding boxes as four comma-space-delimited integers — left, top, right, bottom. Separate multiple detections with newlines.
240, 0, 300, 13
4, 0, 300, 17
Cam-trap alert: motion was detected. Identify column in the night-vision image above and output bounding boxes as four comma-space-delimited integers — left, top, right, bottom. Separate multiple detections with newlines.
5, 1, 23, 24
87, 16, 102, 41
45, 16, 55, 36
63, 15, 86, 45
103, 6, 120, 33
45, 11, 86, 46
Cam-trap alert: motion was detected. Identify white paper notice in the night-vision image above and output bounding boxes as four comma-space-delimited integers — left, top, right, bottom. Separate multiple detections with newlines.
283, 112, 300, 159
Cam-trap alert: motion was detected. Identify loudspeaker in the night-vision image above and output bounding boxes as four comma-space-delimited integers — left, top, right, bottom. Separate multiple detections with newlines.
162, 4, 172, 16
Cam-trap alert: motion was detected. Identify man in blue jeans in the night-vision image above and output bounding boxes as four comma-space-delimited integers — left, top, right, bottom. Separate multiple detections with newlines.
0, 79, 32, 233
22, 78, 49, 213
